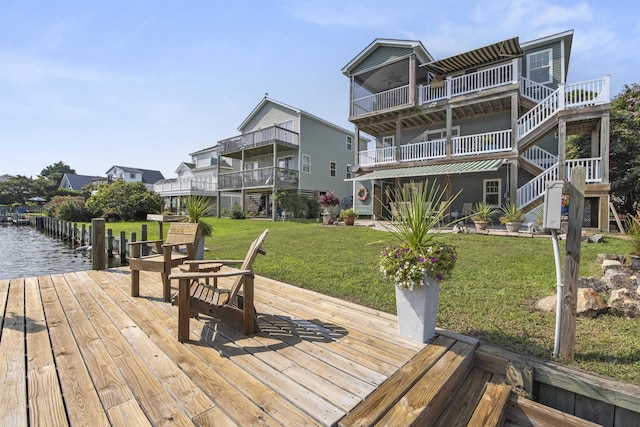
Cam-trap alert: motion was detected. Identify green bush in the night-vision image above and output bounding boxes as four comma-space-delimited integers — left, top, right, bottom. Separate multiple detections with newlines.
86, 180, 161, 221
230, 203, 246, 219
56, 198, 92, 222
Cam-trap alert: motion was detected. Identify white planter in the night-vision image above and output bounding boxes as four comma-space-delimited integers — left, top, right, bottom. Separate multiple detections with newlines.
505, 221, 523, 232
395, 274, 440, 343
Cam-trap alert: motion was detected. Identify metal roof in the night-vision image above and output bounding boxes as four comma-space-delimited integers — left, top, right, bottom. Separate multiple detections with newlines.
352, 159, 504, 180
423, 37, 522, 74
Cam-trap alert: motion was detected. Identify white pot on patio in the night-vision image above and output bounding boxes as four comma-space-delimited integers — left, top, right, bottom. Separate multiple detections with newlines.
395, 274, 440, 343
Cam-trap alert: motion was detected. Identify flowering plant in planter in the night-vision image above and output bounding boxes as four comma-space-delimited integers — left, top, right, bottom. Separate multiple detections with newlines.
561, 194, 570, 207
319, 191, 340, 208
380, 244, 457, 290
379, 180, 459, 289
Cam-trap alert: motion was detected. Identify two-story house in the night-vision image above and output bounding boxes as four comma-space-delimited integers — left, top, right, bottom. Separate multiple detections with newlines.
154, 145, 235, 213
342, 30, 611, 231
105, 166, 165, 191
58, 173, 102, 192
216, 97, 366, 219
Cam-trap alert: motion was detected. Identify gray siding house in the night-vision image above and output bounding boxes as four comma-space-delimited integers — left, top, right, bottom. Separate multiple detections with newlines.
216, 97, 366, 219
342, 30, 611, 230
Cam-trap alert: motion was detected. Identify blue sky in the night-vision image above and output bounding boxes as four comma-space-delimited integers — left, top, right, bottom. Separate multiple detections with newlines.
1, 0, 638, 179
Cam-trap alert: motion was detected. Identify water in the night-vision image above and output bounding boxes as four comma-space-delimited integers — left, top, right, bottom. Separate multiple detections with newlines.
0, 224, 93, 280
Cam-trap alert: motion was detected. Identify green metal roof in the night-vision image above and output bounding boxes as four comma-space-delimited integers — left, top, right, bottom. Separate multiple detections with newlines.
354, 159, 504, 180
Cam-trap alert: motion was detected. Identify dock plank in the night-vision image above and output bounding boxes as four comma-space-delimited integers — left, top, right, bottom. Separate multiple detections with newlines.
25, 276, 68, 427
467, 381, 511, 427
433, 367, 493, 427
0, 278, 27, 427
44, 275, 111, 426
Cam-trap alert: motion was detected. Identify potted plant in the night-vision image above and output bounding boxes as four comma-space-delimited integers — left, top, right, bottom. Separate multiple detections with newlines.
561, 194, 570, 216
499, 202, 525, 233
182, 195, 213, 259
340, 208, 358, 226
430, 74, 446, 88
319, 191, 340, 224
470, 202, 498, 231
379, 180, 458, 342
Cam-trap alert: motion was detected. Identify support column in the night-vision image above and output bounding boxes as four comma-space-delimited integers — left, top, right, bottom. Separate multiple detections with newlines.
395, 117, 402, 162
590, 128, 599, 158
446, 107, 452, 158
509, 160, 518, 205
600, 113, 610, 184
511, 93, 519, 154
354, 125, 360, 167
557, 120, 567, 181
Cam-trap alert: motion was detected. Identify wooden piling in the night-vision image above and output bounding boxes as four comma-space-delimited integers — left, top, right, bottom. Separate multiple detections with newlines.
91, 218, 105, 270
119, 231, 127, 265
560, 167, 586, 361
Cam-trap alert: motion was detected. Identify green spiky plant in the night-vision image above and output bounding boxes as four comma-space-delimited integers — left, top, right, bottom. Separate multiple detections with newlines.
182, 195, 213, 237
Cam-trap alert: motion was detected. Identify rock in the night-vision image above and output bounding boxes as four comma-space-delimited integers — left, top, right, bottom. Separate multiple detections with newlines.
535, 288, 607, 317
602, 259, 622, 272
608, 288, 640, 318
597, 253, 621, 262
588, 234, 604, 243
602, 270, 637, 291
578, 276, 609, 293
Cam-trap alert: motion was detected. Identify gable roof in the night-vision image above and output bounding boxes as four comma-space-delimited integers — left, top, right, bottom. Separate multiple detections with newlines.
237, 97, 368, 142
341, 38, 433, 77
106, 166, 165, 184
521, 29, 573, 79
59, 173, 101, 190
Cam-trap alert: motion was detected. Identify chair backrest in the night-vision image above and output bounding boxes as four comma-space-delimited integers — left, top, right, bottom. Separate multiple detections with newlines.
461, 203, 473, 216
228, 229, 269, 302
165, 222, 200, 245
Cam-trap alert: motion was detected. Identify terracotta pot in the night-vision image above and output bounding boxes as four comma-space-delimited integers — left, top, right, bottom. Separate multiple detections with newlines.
344, 216, 355, 226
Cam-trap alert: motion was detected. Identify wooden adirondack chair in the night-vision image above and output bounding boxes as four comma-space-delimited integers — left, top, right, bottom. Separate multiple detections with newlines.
129, 222, 201, 302
170, 229, 268, 342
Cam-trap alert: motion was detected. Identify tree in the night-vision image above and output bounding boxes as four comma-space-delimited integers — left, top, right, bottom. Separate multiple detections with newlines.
37, 161, 76, 200
0, 175, 38, 205
86, 180, 161, 221
609, 83, 640, 215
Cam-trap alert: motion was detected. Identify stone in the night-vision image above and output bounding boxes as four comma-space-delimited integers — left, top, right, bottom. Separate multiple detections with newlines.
578, 276, 609, 293
597, 253, 621, 262
535, 289, 607, 317
608, 288, 640, 318
588, 234, 604, 243
602, 259, 622, 272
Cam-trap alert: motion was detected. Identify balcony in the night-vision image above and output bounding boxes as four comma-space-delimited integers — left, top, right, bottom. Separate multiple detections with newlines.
352, 85, 412, 118
218, 167, 299, 191
154, 178, 217, 195
358, 129, 511, 167
218, 126, 299, 156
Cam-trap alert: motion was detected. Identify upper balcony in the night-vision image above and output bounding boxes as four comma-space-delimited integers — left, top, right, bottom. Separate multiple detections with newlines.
359, 129, 513, 167
350, 60, 519, 120
218, 167, 299, 191
218, 125, 299, 158
154, 178, 217, 196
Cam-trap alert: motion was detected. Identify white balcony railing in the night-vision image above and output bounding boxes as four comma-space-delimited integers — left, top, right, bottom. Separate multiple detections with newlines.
419, 60, 517, 105
154, 178, 217, 194
358, 146, 396, 166
352, 85, 411, 118
400, 139, 446, 162
521, 146, 558, 170
566, 158, 601, 183
452, 130, 512, 157
517, 162, 560, 208
218, 167, 299, 191
520, 78, 555, 102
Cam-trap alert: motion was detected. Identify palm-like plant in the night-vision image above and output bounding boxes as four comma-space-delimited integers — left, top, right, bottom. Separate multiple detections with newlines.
182, 195, 213, 237
470, 202, 498, 223
499, 202, 525, 224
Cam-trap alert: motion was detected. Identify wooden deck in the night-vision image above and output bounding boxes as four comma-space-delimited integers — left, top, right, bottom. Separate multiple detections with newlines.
2, 268, 637, 426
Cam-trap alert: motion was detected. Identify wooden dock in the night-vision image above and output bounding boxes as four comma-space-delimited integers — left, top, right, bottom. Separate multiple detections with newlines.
1, 268, 638, 426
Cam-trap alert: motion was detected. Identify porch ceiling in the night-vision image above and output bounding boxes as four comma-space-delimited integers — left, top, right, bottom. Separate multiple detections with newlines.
423, 37, 522, 75
353, 159, 505, 180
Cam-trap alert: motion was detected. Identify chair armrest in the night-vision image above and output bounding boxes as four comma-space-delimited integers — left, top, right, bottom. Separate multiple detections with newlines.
129, 239, 163, 247
183, 259, 244, 265
169, 269, 253, 280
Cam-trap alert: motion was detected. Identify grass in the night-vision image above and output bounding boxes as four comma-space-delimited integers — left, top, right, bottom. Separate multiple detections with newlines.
101, 217, 640, 385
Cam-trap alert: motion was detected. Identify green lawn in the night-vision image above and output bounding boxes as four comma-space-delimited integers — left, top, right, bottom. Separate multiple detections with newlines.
103, 217, 640, 385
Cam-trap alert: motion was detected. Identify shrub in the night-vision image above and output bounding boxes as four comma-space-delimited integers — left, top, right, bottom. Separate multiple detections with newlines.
230, 204, 246, 219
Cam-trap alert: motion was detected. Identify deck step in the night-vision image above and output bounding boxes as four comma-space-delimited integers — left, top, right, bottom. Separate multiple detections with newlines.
339, 336, 476, 426
505, 394, 603, 427
467, 380, 512, 426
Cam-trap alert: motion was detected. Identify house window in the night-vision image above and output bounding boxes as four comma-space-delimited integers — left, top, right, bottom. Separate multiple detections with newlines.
330, 161, 336, 177
129, 173, 136, 179
346, 136, 353, 151
382, 136, 394, 147
346, 165, 352, 180
527, 49, 553, 84
245, 161, 258, 170
483, 179, 501, 206
302, 155, 310, 173
426, 126, 460, 141
278, 156, 294, 170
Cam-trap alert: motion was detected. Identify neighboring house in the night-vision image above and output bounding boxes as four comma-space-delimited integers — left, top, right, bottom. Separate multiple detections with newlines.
154, 145, 235, 213
216, 97, 367, 219
105, 166, 165, 190
58, 173, 102, 191
342, 30, 611, 231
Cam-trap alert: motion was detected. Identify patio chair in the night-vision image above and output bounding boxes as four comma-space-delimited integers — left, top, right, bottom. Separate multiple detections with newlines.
170, 229, 268, 342
129, 222, 201, 302
461, 203, 474, 223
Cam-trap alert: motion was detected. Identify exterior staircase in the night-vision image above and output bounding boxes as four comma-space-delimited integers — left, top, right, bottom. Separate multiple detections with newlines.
514, 77, 609, 210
